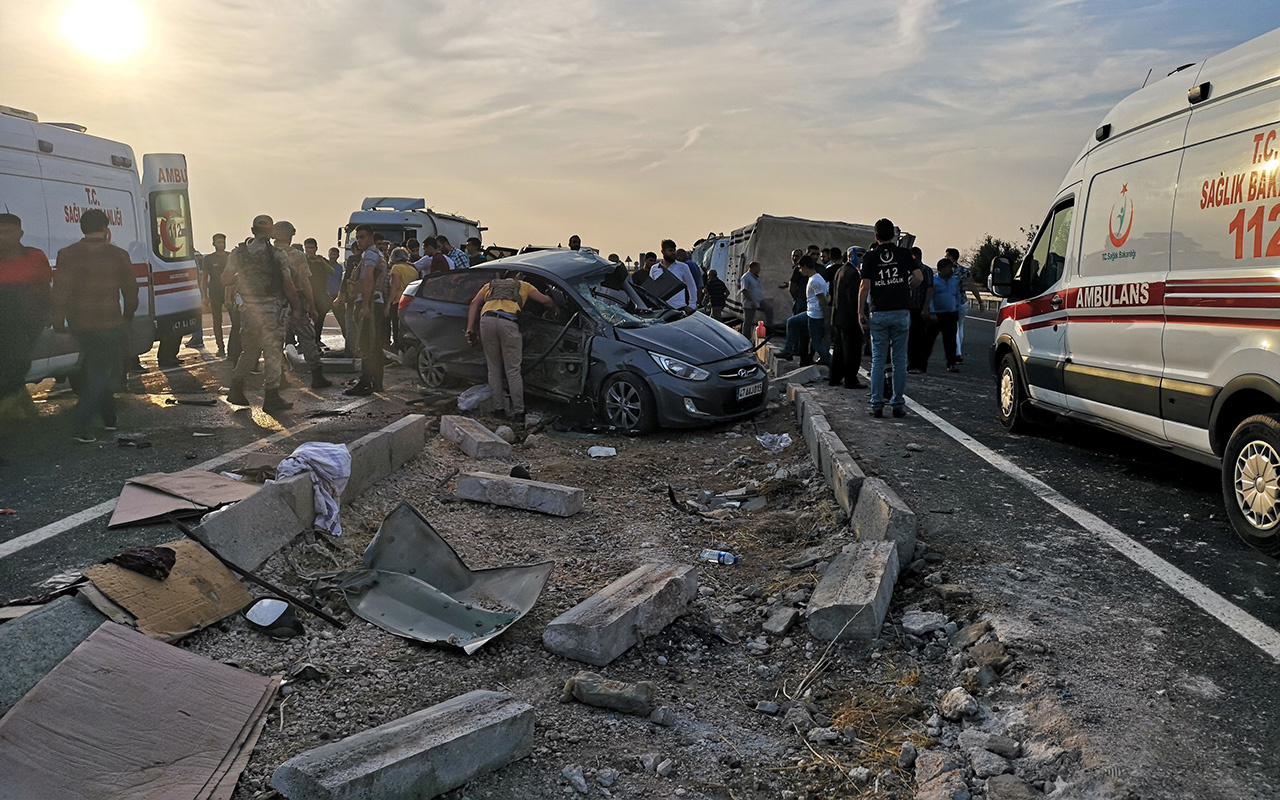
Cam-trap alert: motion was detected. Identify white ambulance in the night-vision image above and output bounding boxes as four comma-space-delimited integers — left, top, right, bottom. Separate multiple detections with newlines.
988, 29, 1280, 555
0, 104, 202, 381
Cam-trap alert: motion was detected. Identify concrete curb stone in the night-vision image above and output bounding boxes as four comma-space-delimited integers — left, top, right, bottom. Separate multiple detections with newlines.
383, 414, 427, 470
851, 476, 917, 570
805, 541, 899, 641
271, 690, 533, 799
440, 415, 513, 460
455, 472, 584, 517
343, 430, 393, 502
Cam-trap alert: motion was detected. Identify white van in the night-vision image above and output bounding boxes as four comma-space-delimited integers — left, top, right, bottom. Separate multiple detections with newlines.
341, 197, 482, 258
0, 104, 202, 381
988, 29, 1280, 555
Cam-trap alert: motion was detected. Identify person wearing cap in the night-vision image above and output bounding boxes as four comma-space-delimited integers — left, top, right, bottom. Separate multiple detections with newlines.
222, 214, 301, 413
0, 213, 52, 419
51, 208, 138, 441
465, 270, 556, 425
827, 246, 865, 389
272, 222, 330, 389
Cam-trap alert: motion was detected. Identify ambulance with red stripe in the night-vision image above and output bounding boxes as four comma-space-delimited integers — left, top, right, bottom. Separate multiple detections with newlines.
0, 104, 202, 381
989, 29, 1280, 555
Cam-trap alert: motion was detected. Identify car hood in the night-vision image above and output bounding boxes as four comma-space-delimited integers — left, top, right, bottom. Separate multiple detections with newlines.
613, 314, 752, 365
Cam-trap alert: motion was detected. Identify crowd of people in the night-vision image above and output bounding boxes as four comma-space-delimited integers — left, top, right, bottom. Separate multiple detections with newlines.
768, 219, 978, 417
0, 210, 980, 438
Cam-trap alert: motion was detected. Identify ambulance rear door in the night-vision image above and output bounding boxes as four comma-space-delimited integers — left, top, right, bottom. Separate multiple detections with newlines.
142, 154, 201, 339
1165, 31, 1280, 456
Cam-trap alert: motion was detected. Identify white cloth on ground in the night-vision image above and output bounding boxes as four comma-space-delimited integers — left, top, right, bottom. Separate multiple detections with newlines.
276, 442, 351, 536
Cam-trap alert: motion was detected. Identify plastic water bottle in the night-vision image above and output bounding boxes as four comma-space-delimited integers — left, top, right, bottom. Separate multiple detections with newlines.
755, 321, 767, 340
700, 549, 739, 565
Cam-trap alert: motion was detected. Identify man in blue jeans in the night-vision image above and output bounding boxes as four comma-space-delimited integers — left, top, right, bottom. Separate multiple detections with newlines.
858, 219, 923, 418
777, 256, 830, 366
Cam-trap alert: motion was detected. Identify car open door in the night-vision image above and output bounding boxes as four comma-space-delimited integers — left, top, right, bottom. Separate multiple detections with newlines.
409, 268, 496, 384
518, 280, 591, 400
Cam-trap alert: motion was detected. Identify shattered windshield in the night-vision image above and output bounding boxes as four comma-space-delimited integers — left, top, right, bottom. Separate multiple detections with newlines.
573, 268, 669, 328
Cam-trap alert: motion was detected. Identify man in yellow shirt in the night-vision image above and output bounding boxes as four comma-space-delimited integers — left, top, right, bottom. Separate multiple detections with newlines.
465, 272, 555, 425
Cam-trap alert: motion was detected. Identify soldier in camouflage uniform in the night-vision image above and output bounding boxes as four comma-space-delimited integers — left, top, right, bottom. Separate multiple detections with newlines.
222, 214, 299, 413
272, 221, 331, 389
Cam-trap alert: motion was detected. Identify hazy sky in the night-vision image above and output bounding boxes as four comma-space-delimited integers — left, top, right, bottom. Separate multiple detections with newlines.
2, 1, 1275, 261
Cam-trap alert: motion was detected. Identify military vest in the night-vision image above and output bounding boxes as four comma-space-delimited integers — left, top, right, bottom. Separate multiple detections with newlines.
233, 241, 285, 301
487, 278, 523, 305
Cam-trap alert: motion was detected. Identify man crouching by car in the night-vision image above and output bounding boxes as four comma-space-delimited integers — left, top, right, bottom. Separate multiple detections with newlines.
466, 271, 556, 426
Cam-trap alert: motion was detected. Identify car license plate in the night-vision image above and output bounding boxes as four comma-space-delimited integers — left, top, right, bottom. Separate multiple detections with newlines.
737, 382, 763, 400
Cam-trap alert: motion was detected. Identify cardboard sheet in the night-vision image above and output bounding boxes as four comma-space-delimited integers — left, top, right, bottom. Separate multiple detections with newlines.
109, 471, 259, 528
85, 539, 252, 641
0, 622, 279, 800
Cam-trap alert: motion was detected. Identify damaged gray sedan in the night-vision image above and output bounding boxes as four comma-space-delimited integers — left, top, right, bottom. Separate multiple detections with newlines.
398, 250, 768, 433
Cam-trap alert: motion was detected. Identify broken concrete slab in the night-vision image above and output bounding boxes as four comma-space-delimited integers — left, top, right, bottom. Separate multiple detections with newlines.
343, 430, 393, 503
801, 411, 832, 466
194, 486, 308, 571
543, 563, 697, 665
272, 690, 532, 800
762, 607, 799, 636
440, 415, 512, 460
384, 414, 427, 470
779, 364, 822, 387
805, 541, 899, 641
0, 595, 107, 714
561, 671, 656, 716
455, 471, 584, 517
852, 476, 917, 569
815, 429, 850, 493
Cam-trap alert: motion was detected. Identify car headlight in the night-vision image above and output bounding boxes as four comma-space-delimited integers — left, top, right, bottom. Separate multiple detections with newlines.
649, 351, 709, 381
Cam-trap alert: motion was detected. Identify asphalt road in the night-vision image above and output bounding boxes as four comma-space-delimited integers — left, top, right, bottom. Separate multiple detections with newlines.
814, 311, 1279, 799
0, 322, 427, 599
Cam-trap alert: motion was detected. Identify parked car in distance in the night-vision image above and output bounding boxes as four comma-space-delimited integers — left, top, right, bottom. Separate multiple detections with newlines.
398, 250, 768, 433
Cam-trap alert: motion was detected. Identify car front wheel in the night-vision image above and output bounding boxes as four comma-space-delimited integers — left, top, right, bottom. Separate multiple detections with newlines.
1222, 414, 1280, 556
600, 372, 657, 434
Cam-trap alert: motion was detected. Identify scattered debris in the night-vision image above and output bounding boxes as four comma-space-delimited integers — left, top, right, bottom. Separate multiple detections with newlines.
454, 471, 584, 517
587, 446, 617, 458
107, 470, 259, 528
103, 545, 176, 581
0, 623, 279, 800
276, 442, 351, 536
456, 384, 494, 412
561, 671, 656, 716
334, 503, 552, 653
244, 598, 305, 639
756, 432, 792, 453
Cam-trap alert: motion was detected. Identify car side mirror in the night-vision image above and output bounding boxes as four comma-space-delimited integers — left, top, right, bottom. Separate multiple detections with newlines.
989, 257, 1015, 298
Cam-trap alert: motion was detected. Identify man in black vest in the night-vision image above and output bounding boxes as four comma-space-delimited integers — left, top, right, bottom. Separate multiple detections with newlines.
858, 219, 923, 418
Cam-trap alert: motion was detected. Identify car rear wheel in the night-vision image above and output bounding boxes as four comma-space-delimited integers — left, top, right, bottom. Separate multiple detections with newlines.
414, 344, 447, 390
1222, 414, 1280, 556
600, 372, 657, 434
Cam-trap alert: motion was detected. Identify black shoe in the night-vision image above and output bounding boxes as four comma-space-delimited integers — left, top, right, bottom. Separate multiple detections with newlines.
947, 364, 959, 373
846, 381, 864, 389
892, 406, 907, 418
226, 381, 249, 406
343, 380, 375, 397
871, 407, 884, 418
311, 367, 333, 389
263, 389, 294, 413
955, 355, 965, 364
776, 352, 794, 361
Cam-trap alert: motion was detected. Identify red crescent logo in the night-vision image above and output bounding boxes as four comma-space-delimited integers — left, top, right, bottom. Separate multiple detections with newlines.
159, 210, 186, 253
1108, 199, 1133, 247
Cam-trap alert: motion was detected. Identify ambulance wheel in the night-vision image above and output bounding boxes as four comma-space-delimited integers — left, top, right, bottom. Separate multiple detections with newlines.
414, 344, 447, 389
1221, 414, 1280, 556
996, 352, 1037, 433
600, 372, 657, 434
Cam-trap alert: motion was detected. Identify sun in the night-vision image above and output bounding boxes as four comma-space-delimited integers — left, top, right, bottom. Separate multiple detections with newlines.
61, 0, 146, 62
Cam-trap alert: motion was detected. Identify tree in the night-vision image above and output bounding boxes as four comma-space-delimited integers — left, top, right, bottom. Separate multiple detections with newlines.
967, 234, 1028, 286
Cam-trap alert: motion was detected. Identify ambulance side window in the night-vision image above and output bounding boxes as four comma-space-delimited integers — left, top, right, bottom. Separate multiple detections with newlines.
1021, 199, 1074, 296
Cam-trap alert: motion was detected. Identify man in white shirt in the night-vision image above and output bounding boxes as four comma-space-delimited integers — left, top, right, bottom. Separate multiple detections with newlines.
650, 238, 698, 312
739, 260, 773, 328
777, 256, 830, 366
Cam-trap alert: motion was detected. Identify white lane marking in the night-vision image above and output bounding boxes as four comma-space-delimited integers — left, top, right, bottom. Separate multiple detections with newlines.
0, 395, 376, 560
905, 395, 1280, 662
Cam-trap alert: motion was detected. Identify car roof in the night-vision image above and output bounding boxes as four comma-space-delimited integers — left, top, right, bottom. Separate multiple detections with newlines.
479, 249, 614, 281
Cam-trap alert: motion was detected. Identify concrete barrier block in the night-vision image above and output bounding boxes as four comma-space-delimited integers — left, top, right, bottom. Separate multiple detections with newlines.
0, 597, 107, 715
802, 411, 832, 464
791, 386, 813, 421
344, 430, 393, 502
440, 415, 512, 460
816, 429, 851, 494
455, 472, 583, 517
272, 690, 533, 800
852, 477, 917, 569
195, 489, 308, 570
806, 542, 899, 641
272, 473, 316, 525
384, 414, 427, 470
543, 563, 697, 666
831, 452, 866, 516
780, 364, 822, 387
